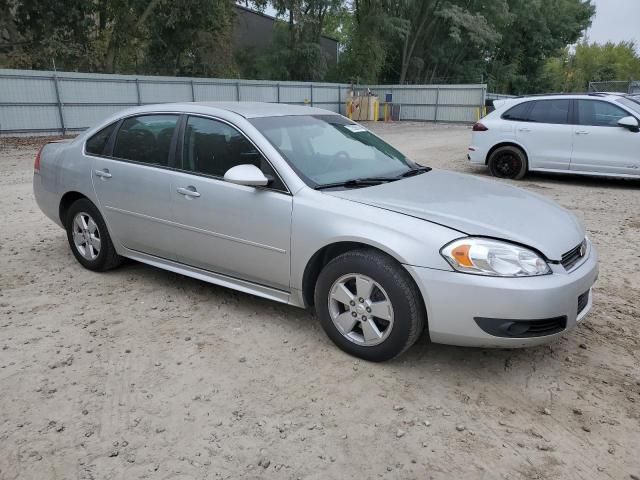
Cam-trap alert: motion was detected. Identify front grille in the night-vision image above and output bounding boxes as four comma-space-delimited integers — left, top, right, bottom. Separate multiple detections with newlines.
561, 240, 587, 271
577, 290, 590, 315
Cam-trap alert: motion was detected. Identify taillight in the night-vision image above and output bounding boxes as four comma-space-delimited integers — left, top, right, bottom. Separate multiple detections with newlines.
34, 145, 45, 173
472, 122, 488, 132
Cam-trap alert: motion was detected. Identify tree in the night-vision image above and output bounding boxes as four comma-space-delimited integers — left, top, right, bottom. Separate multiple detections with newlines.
487, 0, 595, 94
543, 41, 640, 92
1, 0, 600, 94
1, 0, 237, 75
144, 0, 236, 77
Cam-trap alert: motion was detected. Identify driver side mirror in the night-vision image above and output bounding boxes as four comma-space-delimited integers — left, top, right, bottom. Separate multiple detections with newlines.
618, 116, 640, 132
224, 164, 270, 187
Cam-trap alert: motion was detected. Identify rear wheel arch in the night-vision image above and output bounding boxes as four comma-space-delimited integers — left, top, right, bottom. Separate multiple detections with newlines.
485, 142, 528, 166
59, 191, 89, 225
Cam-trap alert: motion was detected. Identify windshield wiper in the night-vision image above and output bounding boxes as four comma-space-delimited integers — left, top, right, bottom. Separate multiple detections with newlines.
314, 177, 398, 190
399, 166, 432, 178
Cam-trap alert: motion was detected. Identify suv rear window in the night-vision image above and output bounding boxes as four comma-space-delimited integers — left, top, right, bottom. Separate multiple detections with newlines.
502, 99, 570, 125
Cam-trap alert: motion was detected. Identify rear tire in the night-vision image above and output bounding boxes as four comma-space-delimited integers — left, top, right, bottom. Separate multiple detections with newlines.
488, 146, 527, 180
314, 249, 426, 362
64, 198, 122, 271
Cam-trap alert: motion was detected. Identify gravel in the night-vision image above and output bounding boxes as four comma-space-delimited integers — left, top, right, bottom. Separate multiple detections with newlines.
1, 123, 639, 478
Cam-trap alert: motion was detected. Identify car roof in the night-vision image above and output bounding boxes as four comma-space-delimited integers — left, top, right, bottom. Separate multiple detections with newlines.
492, 93, 628, 111
516, 93, 624, 101
119, 101, 336, 119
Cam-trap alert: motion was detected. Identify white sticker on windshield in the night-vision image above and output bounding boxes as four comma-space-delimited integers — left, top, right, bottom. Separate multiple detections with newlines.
343, 124, 368, 133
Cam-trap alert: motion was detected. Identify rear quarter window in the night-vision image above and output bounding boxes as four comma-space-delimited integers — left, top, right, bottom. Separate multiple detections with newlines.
501, 102, 530, 121
85, 122, 117, 156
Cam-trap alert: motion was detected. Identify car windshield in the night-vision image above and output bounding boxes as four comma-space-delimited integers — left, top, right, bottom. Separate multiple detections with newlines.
617, 97, 640, 116
249, 115, 419, 187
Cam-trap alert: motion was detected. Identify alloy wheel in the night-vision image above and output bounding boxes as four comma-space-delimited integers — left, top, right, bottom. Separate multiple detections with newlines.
328, 273, 394, 346
72, 212, 101, 261
495, 153, 520, 177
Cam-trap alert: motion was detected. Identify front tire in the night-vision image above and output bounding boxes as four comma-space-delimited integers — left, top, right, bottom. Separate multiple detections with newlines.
488, 146, 527, 180
65, 198, 122, 271
314, 249, 426, 362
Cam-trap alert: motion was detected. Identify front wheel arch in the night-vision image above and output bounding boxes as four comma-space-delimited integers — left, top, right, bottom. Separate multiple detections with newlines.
302, 241, 406, 308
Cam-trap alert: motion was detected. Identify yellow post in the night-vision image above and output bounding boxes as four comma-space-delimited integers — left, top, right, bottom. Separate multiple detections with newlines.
374, 100, 379, 122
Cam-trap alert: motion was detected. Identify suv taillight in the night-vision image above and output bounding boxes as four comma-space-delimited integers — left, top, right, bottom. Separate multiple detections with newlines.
472, 122, 488, 132
34, 145, 44, 173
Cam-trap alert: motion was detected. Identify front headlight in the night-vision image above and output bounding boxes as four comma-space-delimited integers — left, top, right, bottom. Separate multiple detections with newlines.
441, 237, 551, 277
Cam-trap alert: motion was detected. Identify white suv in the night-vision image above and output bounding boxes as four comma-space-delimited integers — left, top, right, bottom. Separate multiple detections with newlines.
468, 93, 640, 179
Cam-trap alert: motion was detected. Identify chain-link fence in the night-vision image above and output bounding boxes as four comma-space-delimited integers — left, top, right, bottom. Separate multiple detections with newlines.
588, 80, 640, 94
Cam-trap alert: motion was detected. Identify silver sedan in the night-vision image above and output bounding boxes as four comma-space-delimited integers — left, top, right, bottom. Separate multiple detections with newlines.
33, 102, 598, 361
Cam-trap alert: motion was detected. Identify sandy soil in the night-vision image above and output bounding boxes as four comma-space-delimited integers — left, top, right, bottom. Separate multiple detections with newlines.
0, 124, 639, 480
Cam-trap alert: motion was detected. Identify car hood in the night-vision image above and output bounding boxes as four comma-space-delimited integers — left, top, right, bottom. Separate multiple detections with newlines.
324, 170, 584, 261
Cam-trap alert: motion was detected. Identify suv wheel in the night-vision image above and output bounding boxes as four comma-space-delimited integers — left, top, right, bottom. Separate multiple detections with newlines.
488, 146, 528, 179
314, 249, 426, 362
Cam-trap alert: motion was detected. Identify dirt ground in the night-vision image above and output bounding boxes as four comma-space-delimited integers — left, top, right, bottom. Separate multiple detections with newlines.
0, 123, 639, 480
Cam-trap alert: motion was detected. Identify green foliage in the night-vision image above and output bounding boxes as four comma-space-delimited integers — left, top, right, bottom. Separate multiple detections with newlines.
487, 0, 595, 94
543, 42, 640, 92
1, 0, 237, 76
0, 0, 606, 94
145, 0, 236, 77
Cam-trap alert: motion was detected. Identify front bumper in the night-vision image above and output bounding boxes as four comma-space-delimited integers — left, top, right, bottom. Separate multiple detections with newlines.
405, 245, 599, 348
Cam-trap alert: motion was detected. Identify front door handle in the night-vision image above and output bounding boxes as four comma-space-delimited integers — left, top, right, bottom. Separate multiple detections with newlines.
177, 186, 201, 198
575, 130, 589, 135
94, 169, 112, 179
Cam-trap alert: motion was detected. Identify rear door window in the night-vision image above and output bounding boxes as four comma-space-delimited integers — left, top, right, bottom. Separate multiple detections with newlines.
526, 100, 570, 124
577, 100, 630, 127
112, 115, 179, 166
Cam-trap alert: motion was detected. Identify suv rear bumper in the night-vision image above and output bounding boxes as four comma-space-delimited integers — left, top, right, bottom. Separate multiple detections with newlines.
467, 146, 487, 164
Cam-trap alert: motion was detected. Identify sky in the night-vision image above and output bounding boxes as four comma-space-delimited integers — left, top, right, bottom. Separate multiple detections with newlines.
585, 0, 640, 49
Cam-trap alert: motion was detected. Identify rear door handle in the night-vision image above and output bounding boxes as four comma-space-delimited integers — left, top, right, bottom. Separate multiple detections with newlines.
575, 130, 589, 135
177, 186, 201, 198
518, 128, 531, 133
94, 169, 112, 179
